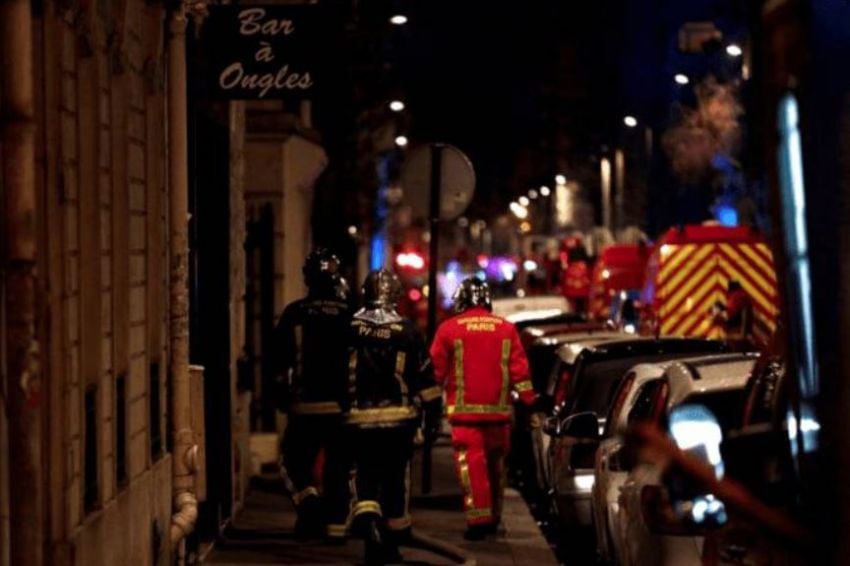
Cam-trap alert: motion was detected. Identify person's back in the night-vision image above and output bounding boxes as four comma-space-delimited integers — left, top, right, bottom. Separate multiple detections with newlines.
274, 249, 353, 541
430, 277, 536, 540
433, 307, 531, 422
346, 269, 441, 563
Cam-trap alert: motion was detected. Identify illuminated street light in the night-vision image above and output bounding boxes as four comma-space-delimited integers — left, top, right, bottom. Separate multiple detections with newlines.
390, 14, 408, 25
528, 189, 539, 200
540, 185, 551, 197
624, 115, 638, 128
347, 225, 358, 236
726, 43, 743, 57
555, 174, 567, 185
518, 196, 530, 207
394, 135, 409, 147
674, 73, 689, 85
509, 201, 529, 219
389, 100, 405, 112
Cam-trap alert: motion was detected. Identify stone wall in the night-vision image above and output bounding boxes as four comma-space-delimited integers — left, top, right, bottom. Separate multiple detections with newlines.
33, 1, 172, 563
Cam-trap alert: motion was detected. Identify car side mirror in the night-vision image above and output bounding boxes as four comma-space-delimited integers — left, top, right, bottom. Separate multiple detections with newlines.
561, 411, 600, 439
665, 404, 728, 528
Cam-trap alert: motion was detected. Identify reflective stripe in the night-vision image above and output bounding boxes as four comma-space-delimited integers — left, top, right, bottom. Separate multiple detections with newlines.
499, 339, 511, 407
419, 385, 442, 402
387, 515, 412, 531
353, 500, 382, 517
327, 523, 347, 538
514, 380, 534, 393
454, 339, 465, 409
447, 404, 510, 416
290, 401, 342, 415
395, 351, 409, 405
346, 406, 418, 425
293, 486, 319, 506
348, 350, 358, 397
465, 507, 493, 520
457, 448, 474, 510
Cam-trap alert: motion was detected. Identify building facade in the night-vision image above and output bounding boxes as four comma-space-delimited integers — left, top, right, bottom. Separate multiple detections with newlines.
0, 1, 325, 565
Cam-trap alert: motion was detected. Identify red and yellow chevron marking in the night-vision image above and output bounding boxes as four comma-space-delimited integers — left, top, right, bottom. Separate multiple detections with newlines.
656, 242, 779, 344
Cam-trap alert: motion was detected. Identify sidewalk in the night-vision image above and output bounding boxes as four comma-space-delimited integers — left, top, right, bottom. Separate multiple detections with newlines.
203, 438, 559, 566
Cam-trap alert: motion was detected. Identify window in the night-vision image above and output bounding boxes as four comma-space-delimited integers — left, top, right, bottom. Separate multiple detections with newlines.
605, 371, 638, 436
150, 362, 163, 459
116, 374, 127, 486
84, 385, 99, 512
627, 380, 664, 427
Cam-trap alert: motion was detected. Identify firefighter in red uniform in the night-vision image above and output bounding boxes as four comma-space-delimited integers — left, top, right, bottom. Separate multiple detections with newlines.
430, 277, 537, 540
346, 269, 442, 564
713, 279, 754, 350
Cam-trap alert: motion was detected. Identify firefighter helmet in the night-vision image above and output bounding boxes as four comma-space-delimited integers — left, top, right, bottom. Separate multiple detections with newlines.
303, 248, 341, 294
362, 269, 403, 308
453, 277, 492, 313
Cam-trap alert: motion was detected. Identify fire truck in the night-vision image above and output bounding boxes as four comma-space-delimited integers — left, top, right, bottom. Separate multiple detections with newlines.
588, 243, 649, 321
640, 224, 780, 347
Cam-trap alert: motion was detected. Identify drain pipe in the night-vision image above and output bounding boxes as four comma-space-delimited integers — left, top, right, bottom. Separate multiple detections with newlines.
1, 1, 42, 565
167, 3, 198, 548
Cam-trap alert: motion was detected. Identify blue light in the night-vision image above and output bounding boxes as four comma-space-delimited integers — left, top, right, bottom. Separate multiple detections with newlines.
370, 236, 386, 271
716, 205, 738, 227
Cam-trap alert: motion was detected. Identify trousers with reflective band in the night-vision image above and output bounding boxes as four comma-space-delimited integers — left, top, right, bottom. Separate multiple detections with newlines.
280, 415, 352, 527
451, 423, 510, 526
351, 425, 415, 533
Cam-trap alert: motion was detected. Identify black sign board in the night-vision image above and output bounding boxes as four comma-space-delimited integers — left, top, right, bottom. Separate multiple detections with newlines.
196, 5, 324, 100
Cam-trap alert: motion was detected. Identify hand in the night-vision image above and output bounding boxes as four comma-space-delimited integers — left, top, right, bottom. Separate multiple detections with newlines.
528, 412, 546, 429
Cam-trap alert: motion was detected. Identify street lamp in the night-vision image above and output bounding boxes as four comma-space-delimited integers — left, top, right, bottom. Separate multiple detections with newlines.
674, 73, 690, 85
528, 189, 539, 200
555, 174, 567, 185
509, 201, 528, 219
389, 100, 405, 112
518, 196, 530, 207
390, 14, 408, 25
540, 185, 551, 197
726, 43, 743, 57
394, 135, 409, 147
624, 115, 638, 128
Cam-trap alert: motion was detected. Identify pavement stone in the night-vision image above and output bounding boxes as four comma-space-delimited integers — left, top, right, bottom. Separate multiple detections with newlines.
202, 437, 559, 566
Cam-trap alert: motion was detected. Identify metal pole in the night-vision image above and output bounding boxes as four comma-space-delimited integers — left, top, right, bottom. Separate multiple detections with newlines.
600, 157, 612, 232
1, 0, 42, 564
423, 143, 442, 495
168, 6, 198, 548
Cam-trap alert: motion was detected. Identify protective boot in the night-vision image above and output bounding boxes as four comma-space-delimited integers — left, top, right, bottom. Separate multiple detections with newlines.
294, 495, 325, 540
362, 517, 387, 566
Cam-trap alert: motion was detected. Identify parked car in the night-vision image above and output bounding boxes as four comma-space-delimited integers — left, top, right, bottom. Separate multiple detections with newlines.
530, 332, 628, 494
613, 353, 758, 566
542, 338, 729, 536
591, 354, 754, 563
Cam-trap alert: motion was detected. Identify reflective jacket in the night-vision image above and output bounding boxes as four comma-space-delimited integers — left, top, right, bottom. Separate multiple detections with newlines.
430, 307, 535, 423
274, 295, 352, 415
346, 310, 442, 428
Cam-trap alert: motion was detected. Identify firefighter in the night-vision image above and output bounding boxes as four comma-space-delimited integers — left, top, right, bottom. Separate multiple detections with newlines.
713, 279, 754, 350
346, 269, 442, 565
275, 248, 353, 541
430, 277, 537, 540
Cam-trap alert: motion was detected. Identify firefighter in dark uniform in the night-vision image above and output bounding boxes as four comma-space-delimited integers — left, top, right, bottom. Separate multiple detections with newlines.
275, 248, 353, 541
346, 269, 442, 565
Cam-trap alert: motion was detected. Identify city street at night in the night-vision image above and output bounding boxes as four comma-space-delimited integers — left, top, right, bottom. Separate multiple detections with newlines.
3, 1, 850, 565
